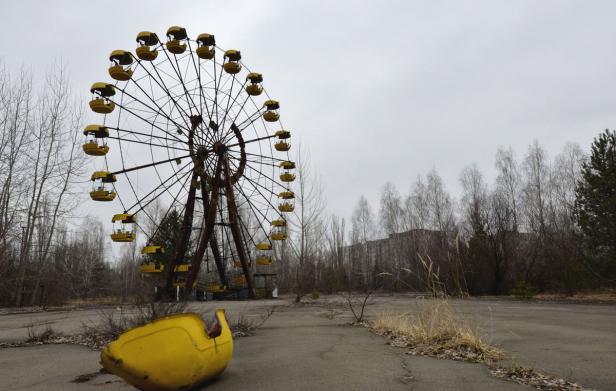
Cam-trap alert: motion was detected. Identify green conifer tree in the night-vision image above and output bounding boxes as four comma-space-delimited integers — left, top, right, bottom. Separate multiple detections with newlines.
575, 129, 616, 280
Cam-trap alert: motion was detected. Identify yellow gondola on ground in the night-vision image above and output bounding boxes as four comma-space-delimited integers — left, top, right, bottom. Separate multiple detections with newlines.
101, 310, 233, 391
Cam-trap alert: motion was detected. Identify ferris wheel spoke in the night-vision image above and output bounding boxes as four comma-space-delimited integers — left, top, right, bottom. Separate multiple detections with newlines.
234, 173, 281, 214
211, 52, 220, 126
169, 52, 218, 147
227, 155, 279, 192
109, 153, 193, 176
144, 169, 195, 242
227, 150, 279, 166
232, 157, 277, 167
135, 56, 215, 148
220, 93, 252, 144
126, 162, 194, 214
109, 126, 187, 146
232, 181, 273, 234
234, 107, 266, 132
106, 135, 189, 152
236, 205, 259, 249
227, 134, 276, 149
161, 46, 200, 117
186, 39, 214, 128
97, 93, 185, 144
243, 151, 288, 163
229, 163, 277, 210
230, 169, 285, 225
116, 80, 191, 134
135, 58, 196, 124
235, 194, 270, 220
218, 75, 243, 140
239, 172, 281, 198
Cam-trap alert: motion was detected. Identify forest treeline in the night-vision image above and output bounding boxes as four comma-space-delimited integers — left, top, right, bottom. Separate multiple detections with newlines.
276, 134, 616, 298
0, 65, 128, 307
0, 64, 614, 307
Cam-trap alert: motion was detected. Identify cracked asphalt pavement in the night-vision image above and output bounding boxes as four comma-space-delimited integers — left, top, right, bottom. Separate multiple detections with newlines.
0, 295, 614, 390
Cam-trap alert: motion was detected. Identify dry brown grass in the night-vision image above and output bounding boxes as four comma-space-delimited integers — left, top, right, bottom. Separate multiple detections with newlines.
371, 299, 503, 363
534, 289, 616, 303
65, 297, 125, 306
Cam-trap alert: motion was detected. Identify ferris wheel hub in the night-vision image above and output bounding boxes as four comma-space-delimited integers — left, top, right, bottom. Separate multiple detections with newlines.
212, 141, 228, 155
196, 146, 209, 161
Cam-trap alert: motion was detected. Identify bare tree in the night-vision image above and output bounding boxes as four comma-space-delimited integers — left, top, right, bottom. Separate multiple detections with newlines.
459, 164, 489, 235
10, 63, 86, 306
324, 214, 346, 291
550, 142, 585, 229
351, 196, 374, 244
403, 176, 430, 231
426, 169, 455, 233
520, 140, 550, 283
350, 195, 375, 289
379, 182, 403, 236
495, 147, 521, 230
288, 143, 326, 302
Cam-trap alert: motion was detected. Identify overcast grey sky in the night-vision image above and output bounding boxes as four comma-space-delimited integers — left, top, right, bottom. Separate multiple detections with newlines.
1, 0, 615, 241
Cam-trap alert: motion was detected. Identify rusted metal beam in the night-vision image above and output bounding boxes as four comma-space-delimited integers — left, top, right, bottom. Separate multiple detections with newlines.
222, 155, 255, 298
185, 158, 223, 292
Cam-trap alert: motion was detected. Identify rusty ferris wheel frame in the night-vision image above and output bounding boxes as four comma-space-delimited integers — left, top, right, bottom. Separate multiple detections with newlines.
85, 26, 295, 298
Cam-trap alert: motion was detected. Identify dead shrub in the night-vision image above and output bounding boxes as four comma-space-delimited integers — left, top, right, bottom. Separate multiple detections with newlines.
371, 298, 503, 363
340, 290, 373, 323
230, 307, 276, 337
490, 366, 595, 391
26, 324, 58, 343
82, 300, 191, 342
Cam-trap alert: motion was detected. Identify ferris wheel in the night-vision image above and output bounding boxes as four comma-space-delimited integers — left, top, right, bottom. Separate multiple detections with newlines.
85, 26, 295, 297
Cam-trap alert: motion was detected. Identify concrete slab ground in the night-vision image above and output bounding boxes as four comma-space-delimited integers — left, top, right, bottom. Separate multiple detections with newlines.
0, 295, 613, 390
355, 295, 616, 390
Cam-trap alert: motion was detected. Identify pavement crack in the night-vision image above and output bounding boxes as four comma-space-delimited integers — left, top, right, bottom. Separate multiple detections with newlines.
317, 334, 344, 360
398, 354, 414, 386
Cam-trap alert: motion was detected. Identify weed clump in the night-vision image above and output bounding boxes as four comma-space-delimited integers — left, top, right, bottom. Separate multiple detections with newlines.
371, 299, 503, 363
510, 281, 536, 300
